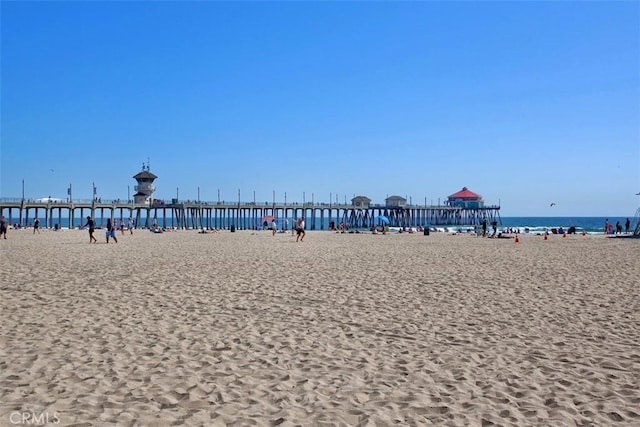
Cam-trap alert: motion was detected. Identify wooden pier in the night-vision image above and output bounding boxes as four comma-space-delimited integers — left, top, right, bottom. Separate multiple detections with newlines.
0, 198, 501, 230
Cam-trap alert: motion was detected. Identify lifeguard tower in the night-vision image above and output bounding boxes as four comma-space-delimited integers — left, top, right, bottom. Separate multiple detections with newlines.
133, 162, 157, 204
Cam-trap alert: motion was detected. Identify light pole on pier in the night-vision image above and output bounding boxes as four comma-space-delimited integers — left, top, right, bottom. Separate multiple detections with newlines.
22, 179, 25, 200
284, 192, 287, 206
217, 189, 220, 204
93, 183, 97, 201
176, 187, 179, 202
198, 186, 200, 203
303, 192, 305, 205
68, 184, 72, 203
253, 190, 255, 205
128, 185, 130, 203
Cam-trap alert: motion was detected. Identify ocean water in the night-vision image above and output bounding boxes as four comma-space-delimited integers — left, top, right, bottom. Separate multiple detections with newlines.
5, 216, 637, 235
498, 217, 634, 234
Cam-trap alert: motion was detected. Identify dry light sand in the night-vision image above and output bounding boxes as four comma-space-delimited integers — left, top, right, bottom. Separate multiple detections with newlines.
0, 228, 639, 426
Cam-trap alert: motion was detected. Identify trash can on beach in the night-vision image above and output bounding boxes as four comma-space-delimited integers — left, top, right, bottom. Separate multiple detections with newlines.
230, 225, 236, 232
424, 227, 430, 236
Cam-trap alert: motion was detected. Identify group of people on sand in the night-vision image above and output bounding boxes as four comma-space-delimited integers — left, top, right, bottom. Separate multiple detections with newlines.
264, 217, 305, 241
0, 216, 44, 239
605, 218, 631, 235
477, 219, 499, 237
0, 214, 133, 243
83, 216, 134, 243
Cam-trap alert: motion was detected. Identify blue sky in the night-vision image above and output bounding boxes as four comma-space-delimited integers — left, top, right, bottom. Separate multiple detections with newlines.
2, 1, 638, 216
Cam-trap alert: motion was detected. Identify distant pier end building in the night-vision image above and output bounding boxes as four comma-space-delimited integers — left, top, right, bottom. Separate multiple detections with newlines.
447, 187, 484, 209
133, 164, 157, 204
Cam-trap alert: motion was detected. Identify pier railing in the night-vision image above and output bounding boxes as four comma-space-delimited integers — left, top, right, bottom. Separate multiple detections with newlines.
1, 197, 500, 209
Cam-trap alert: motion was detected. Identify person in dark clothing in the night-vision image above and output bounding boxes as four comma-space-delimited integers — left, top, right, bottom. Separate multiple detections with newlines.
0, 215, 7, 239
482, 219, 488, 237
296, 218, 306, 242
106, 218, 117, 243
84, 216, 97, 243
625, 218, 631, 233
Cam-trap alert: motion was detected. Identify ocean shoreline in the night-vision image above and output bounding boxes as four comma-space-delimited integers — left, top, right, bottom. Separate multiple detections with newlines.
1, 216, 636, 235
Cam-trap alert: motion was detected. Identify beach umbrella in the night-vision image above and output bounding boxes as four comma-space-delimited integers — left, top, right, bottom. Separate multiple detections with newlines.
377, 215, 390, 224
261, 215, 275, 226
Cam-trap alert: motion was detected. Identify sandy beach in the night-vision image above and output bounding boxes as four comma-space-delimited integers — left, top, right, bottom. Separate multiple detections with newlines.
0, 228, 638, 426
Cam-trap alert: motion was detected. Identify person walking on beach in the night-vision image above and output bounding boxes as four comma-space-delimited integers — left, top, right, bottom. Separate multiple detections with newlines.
625, 218, 630, 234
119, 218, 125, 235
482, 218, 487, 237
106, 218, 118, 243
0, 215, 7, 239
33, 217, 40, 234
128, 217, 134, 235
84, 216, 97, 243
296, 217, 305, 242
272, 218, 277, 236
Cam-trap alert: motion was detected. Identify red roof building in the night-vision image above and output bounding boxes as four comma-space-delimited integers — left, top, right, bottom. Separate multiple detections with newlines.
447, 187, 484, 208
